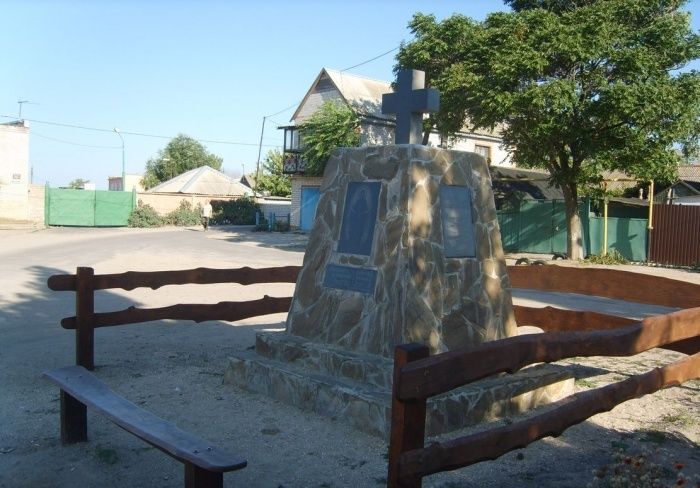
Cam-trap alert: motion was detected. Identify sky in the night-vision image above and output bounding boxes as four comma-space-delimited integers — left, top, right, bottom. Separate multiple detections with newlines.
2, 0, 699, 189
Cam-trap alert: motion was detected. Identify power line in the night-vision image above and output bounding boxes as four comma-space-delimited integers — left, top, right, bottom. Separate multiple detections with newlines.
0, 114, 279, 148
341, 45, 399, 72
259, 45, 400, 124
32, 131, 122, 149
265, 101, 301, 119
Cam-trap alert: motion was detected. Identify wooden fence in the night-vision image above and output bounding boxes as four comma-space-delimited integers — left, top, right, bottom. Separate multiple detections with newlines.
47, 263, 700, 486
47, 265, 300, 370
388, 265, 700, 487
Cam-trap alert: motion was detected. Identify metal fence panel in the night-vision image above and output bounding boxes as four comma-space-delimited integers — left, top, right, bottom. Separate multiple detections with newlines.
518, 201, 554, 253
497, 199, 645, 259
95, 190, 133, 226
650, 204, 700, 266
588, 217, 648, 261
48, 189, 95, 226
497, 211, 520, 251
47, 188, 134, 227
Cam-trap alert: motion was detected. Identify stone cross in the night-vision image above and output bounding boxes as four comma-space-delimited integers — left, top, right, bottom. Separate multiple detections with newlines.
381, 69, 440, 144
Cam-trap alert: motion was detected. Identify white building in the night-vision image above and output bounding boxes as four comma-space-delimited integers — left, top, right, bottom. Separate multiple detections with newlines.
108, 173, 145, 192
281, 68, 512, 230
0, 120, 31, 222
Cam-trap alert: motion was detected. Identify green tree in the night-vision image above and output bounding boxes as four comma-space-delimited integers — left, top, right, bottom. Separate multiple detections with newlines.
142, 134, 223, 189
396, 1, 700, 259
67, 178, 90, 189
256, 149, 291, 197
299, 100, 361, 176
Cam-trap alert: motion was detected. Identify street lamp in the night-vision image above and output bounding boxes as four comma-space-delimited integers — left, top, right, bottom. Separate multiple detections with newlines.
113, 128, 125, 191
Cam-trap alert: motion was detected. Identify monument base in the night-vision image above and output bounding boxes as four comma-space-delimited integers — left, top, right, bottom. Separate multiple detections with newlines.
224, 332, 574, 438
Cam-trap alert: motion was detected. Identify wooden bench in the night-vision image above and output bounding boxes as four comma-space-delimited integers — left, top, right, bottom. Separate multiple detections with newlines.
388, 265, 700, 487
45, 366, 247, 487
45, 265, 300, 488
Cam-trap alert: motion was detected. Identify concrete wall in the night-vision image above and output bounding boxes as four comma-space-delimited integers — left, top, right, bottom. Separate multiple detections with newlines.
259, 200, 291, 218
0, 122, 30, 222
27, 184, 45, 225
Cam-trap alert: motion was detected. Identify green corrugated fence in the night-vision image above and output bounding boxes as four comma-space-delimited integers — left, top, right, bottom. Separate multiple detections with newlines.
46, 187, 135, 227
498, 199, 648, 261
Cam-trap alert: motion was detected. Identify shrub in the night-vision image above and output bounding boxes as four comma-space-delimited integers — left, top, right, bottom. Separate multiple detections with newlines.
128, 204, 163, 227
165, 200, 201, 226
583, 249, 629, 265
212, 196, 260, 225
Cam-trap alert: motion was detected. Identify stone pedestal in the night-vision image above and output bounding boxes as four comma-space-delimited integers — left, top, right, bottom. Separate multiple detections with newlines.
288, 145, 516, 357
225, 332, 573, 438
224, 145, 572, 437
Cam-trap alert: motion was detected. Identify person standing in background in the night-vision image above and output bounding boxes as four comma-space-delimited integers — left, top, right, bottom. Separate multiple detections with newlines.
201, 200, 213, 231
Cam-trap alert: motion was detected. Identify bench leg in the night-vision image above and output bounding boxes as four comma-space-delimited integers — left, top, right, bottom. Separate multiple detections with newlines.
60, 390, 87, 444
184, 463, 223, 488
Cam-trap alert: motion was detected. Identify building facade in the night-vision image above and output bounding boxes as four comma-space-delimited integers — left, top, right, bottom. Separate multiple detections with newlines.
281, 68, 511, 230
0, 121, 31, 222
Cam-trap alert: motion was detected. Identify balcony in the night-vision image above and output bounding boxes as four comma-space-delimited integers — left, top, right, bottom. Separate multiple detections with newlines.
280, 126, 306, 174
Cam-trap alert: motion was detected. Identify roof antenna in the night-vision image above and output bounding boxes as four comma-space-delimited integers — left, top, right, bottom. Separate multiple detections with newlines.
17, 100, 38, 119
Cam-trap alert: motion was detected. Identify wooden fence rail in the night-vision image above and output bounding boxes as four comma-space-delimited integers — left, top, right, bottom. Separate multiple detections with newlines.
47, 265, 302, 370
389, 265, 700, 487
46, 265, 303, 488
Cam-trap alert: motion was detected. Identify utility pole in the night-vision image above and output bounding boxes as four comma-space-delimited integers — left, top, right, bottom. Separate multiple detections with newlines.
254, 116, 266, 197
113, 128, 125, 191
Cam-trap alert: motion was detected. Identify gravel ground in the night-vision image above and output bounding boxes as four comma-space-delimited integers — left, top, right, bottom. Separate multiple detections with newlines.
0, 226, 697, 488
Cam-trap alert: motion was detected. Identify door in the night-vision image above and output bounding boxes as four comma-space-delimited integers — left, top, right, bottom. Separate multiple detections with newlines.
300, 186, 320, 231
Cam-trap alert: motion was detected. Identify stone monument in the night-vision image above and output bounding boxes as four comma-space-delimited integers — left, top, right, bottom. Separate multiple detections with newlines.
225, 70, 572, 437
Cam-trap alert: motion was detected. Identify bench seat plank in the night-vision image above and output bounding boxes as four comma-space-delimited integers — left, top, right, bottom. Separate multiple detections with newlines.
44, 366, 246, 473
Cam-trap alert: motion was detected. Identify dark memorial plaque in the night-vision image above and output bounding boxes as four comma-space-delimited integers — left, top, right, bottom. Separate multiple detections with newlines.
323, 264, 378, 295
337, 182, 381, 256
440, 185, 476, 258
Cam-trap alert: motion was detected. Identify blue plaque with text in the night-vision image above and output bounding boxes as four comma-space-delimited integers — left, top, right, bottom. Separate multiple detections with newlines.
440, 186, 476, 258
323, 264, 378, 295
337, 182, 381, 256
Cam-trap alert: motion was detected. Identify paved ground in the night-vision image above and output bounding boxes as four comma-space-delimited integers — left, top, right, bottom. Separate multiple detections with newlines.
0, 226, 697, 488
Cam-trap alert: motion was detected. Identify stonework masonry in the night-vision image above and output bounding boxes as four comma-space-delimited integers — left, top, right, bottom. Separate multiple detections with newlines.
225, 145, 572, 438
286, 145, 517, 357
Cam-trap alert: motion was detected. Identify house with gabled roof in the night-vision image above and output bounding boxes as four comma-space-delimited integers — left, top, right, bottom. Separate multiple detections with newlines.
137, 165, 256, 216
281, 68, 512, 230
148, 165, 252, 196
655, 165, 700, 205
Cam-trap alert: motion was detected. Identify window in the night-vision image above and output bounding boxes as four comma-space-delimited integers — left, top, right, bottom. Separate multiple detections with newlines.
474, 144, 491, 163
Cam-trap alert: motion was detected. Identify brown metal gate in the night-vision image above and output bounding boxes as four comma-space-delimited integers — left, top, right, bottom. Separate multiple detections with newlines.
649, 204, 700, 266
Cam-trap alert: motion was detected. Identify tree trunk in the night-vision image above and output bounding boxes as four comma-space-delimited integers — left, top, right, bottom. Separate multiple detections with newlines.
561, 182, 584, 260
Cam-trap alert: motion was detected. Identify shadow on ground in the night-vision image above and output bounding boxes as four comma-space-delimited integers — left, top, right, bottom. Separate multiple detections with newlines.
212, 225, 310, 253
0, 263, 697, 488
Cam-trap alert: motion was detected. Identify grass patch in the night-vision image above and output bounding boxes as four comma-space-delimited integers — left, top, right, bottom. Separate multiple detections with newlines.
659, 412, 695, 427
575, 378, 599, 389
582, 249, 629, 265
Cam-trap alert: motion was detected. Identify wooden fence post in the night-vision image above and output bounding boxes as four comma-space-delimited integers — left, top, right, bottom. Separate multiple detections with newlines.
387, 343, 429, 488
75, 266, 95, 370
60, 266, 95, 444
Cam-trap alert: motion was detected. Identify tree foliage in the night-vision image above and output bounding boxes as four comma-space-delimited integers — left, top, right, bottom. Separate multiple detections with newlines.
256, 149, 291, 197
142, 134, 223, 189
396, 0, 700, 258
67, 178, 90, 189
299, 101, 361, 176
